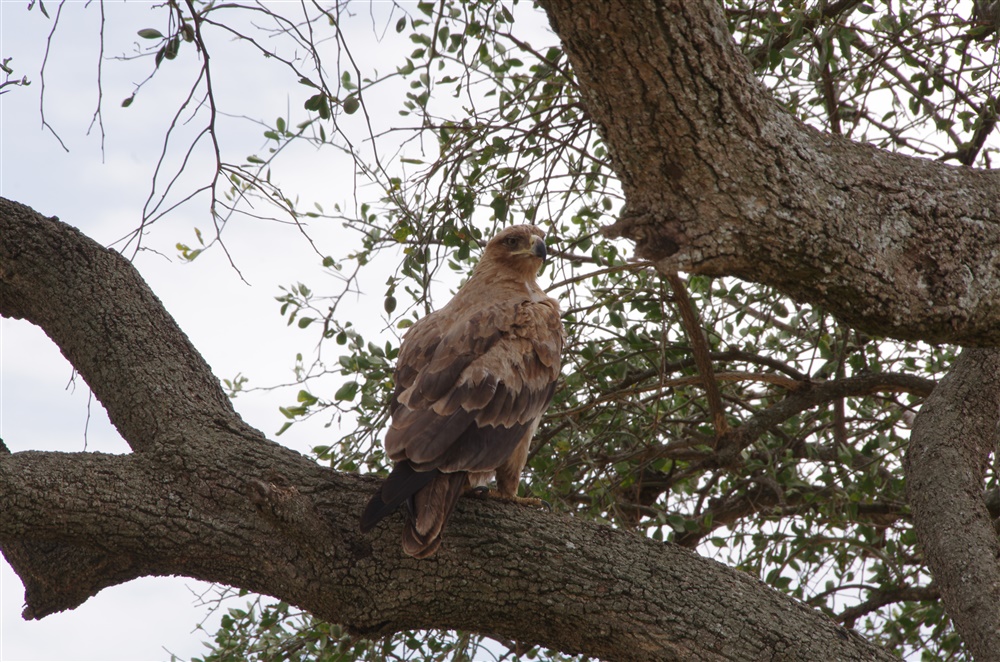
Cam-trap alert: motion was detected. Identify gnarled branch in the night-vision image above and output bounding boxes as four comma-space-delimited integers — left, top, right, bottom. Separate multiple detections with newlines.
541, 0, 1000, 345
0, 197, 896, 660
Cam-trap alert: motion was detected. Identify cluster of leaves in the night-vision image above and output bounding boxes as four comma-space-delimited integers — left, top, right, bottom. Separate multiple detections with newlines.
0, 56, 31, 95
728, 0, 1000, 165
88, 0, 999, 659
193, 594, 579, 662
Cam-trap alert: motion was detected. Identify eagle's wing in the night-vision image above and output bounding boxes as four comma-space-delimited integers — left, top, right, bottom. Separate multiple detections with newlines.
359, 295, 563, 557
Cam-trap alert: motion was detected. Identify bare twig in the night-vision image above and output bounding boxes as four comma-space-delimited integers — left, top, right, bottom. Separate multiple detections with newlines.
39, 0, 70, 152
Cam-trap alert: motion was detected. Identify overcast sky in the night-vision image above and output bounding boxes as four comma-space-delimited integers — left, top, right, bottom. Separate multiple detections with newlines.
0, 2, 431, 659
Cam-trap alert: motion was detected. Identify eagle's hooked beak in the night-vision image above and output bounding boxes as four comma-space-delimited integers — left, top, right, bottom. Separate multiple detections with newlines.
530, 235, 547, 261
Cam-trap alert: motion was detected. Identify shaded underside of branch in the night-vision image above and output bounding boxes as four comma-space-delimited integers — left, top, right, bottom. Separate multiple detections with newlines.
0, 447, 895, 662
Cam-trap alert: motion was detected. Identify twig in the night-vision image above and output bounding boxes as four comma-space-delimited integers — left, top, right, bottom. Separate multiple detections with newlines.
665, 273, 728, 438
39, 0, 70, 152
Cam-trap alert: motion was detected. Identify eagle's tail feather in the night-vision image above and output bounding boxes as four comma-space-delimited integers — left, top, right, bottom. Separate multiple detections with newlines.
359, 461, 438, 532
402, 471, 468, 558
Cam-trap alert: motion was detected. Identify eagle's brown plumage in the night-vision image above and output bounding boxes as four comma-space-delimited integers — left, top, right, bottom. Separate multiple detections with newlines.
359, 225, 564, 557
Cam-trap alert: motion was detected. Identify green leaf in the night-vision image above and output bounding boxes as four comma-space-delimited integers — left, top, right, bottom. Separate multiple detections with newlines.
490, 195, 509, 221
138, 28, 164, 39
343, 96, 360, 114
297, 390, 318, 406
966, 24, 995, 40
304, 93, 325, 111
335, 382, 359, 402
164, 36, 180, 60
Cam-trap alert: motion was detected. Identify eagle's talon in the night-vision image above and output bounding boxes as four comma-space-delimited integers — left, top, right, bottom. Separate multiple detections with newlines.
515, 495, 550, 511
465, 487, 549, 510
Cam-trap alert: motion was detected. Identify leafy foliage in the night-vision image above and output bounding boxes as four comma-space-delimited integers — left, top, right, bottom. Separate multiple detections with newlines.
193, 594, 580, 662
44, 0, 1000, 659
729, 0, 1000, 166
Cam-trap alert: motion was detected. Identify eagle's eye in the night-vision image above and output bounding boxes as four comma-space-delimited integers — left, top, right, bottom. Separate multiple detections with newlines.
503, 236, 520, 248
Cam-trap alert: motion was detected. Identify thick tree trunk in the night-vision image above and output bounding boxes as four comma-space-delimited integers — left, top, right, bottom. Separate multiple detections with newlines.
541, 0, 1000, 346
0, 198, 895, 661
907, 349, 1000, 662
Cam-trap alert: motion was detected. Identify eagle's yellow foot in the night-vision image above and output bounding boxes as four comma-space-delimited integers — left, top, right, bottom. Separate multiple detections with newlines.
466, 486, 551, 511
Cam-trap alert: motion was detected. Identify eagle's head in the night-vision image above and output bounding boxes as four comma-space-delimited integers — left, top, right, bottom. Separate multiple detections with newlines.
479, 225, 548, 280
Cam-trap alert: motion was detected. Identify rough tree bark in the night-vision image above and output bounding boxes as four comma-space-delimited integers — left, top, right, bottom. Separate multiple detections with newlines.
541, 0, 1000, 346
907, 349, 1000, 662
0, 198, 893, 661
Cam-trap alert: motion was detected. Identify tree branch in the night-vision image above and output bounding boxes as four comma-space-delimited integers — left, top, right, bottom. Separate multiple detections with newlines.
0, 198, 896, 661
540, 0, 1000, 345
665, 273, 728, 437
715, 372, 934, 466
836, 584, 940, 630
907, 348, 1000, 660
0, 198, 238, 450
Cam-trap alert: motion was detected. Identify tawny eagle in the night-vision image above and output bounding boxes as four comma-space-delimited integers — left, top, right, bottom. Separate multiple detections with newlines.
359, 224, 564, 557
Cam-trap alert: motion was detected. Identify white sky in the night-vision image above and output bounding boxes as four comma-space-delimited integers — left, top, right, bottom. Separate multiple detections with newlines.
0, 2, 423, 660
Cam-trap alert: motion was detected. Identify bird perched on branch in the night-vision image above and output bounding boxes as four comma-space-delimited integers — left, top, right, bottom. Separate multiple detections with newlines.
360, 225, 564, 558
